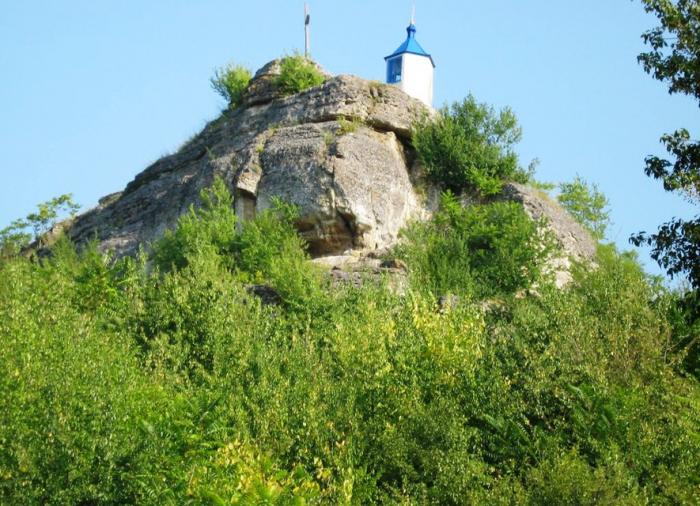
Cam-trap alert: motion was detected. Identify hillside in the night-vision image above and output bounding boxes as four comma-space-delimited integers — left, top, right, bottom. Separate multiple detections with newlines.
67, 60, 594, 285
0, 58, 698, 504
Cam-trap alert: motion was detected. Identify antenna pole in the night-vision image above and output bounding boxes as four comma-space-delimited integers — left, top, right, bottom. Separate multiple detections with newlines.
304, 3, 310, 58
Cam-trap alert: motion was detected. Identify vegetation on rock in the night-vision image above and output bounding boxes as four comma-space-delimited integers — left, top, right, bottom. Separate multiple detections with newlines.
412, 95, 532, 196
0, 194, 79, 257
395, 191, 555, 299
557, 175, 611, 241
210, 63, 252, 108
274, 54, 326, 96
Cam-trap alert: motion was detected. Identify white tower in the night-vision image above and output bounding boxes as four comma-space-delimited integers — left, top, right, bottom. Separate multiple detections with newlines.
384, 20, 435, 107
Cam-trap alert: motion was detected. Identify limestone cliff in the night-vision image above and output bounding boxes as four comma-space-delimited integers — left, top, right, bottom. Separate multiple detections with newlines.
68, 60, 595, 281
69, 60, 434, 257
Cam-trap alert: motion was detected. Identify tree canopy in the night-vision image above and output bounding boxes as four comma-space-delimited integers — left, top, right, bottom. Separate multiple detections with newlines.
631, 0, 700, 289
629, 0, 700, 378
412, 95, 531, 196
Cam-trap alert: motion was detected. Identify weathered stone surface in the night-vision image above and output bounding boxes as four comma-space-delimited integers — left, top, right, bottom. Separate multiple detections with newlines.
67, 59, 595, 288
241, 59, 332, 107
321, 259, 409, 294
255, 122, 422, 255
497, 182, 597, 287
69, 61, 432, 258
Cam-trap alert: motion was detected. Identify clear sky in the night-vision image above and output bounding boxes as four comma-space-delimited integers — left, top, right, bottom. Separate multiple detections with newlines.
1, 1, 697, 279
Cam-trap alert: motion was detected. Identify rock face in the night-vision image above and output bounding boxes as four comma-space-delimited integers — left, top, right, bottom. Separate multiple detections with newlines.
67, 59, 595, 286
69, 61, 432, 257
498, 182, 597, 287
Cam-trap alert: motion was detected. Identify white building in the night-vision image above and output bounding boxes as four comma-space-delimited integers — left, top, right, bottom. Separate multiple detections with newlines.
384, 23, 435, 107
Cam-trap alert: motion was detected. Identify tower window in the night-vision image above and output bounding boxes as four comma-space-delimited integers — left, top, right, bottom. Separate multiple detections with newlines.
387, 57, 402, 83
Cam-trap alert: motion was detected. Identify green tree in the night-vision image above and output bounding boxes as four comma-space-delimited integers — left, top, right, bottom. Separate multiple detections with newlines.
630, 0, 700, 288
557, 175, 611, 240
630, 0, 700, 379
210, 63, 252, 108
0, 194, 79, 256
412, 95, 531, 196
396, 192, 555, 299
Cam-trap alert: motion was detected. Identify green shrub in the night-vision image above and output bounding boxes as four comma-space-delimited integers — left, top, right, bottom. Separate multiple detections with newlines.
337, 116, 363, 135
662, 288, 700, 379
524, 450, 643, 505
0, 246, 189, 503
210, 63, 252, 108
1, 181, 699, 504
274, 54, 325, 96
557, 175, 611, 240
396, 191, 556, 299
187, 440, 321, 504
232, 198, 325, 310
152, 177, 238, 272
412, 95, 531, 196
153, 178, 323, 311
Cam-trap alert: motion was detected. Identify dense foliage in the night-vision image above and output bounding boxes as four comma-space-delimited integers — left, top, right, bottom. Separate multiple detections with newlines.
1, 180, 698, 504
395, 191, 555, 299
631, 0, 700, 278
210, 64, 252, 108
274, 54, 326, 96
412, 95, 531, 196
630, 0, 700, 380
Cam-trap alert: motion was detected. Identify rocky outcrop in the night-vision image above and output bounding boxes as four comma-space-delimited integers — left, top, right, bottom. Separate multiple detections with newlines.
69, 60, 432, 257
67, 59, 595, 287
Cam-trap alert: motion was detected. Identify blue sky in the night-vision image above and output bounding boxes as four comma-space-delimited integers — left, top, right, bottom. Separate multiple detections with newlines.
1, 1, 697, 279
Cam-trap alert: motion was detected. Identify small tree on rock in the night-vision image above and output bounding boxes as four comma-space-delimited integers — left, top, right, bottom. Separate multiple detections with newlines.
211, 63, 252, 109
557, 176, 611, 241
412, 95, 531, 197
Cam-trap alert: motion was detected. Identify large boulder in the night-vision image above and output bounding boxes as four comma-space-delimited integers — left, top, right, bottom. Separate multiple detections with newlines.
67, 59, 595, 288
253, 122, 421, 254
69, 60, 432, 257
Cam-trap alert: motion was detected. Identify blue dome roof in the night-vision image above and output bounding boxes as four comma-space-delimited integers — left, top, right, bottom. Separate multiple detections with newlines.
385, 24, 435, 67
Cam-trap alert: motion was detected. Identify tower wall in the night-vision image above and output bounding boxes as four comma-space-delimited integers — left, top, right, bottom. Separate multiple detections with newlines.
398, 53, 433, 107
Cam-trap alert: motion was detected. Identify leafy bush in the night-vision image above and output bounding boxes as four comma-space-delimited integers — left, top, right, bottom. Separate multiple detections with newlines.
153, 178, 323, 312
210, 63, 252, 108
274, 54, 325, 96
337, 116, 363, 135
0, 194, 79, 257
152, 178, 238, 271
663, 288, 700, 379
524, 450, 644, 505
558, 175, 611, 240
233, 198, 325, 310
412, 95, 531, 196
395, 191, 555, 299
0, 246, 186, 503
187, 440, 321, 504
1, 181, 699, 504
